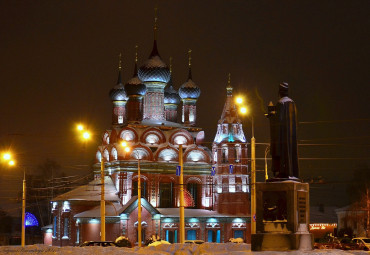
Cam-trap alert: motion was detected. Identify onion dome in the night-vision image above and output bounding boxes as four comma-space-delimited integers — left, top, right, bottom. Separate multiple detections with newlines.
125, 48, 147, 96
164, 84, 181, 104
109, 55, 128, 101
179, 49, 201, 99
138, 40, 171, 83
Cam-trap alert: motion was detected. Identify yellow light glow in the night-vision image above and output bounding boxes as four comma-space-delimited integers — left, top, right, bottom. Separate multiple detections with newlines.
77, 124, 84, 131
3, 153, 11, 161
236, 97, 243, 104
124, 147, 130, 152
121, 141, 127, 147
82, 131, 91, 140
8, 160, 15, 166
240, 107, 248, 115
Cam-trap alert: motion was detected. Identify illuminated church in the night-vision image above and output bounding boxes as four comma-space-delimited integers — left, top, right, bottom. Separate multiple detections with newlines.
51, 15, 251, 246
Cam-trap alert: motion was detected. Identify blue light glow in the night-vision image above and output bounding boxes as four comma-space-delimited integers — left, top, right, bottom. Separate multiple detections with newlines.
25, 212, 39, 227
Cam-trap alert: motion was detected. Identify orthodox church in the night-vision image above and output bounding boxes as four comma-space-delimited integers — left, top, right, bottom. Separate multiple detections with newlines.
51, 15, 250, 246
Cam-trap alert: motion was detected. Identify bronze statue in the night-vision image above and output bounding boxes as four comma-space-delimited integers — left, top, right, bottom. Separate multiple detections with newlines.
266, 82, 299, 180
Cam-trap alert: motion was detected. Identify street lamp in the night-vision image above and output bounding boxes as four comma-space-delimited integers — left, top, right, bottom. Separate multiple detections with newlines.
235, 96, 256, 235
120, 142, 143, 247
76, 124, 106, 241
1, 152, 26, 247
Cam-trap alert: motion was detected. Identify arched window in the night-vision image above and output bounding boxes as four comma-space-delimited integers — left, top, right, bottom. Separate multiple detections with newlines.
158, 148, 178, 162
222, 146, 228, 163
96, 151, 102, 162
132, 180, 147, 199
159, 182, 173, 208
187, 183, 199, 208
235, 144, 241, 163
120, 130, 135, 141
111, 148, 118, 161
174, 135, 187, 145
145, 134, 160, 145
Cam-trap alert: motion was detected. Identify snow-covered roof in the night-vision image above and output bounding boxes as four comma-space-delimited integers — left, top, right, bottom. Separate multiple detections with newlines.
74, 203, 122, 218
157, 208, 248, 218
52, 176, 120, 202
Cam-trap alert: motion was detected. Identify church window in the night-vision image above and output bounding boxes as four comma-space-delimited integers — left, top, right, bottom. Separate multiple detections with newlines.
103, 149, 109, 161
96, 151, 102, 162
103, 133, 110, 144
187, 150, 204, 162
222, 147, 228, 163
132, 180, 147, 199
53, 216, 57, 237
187, 230, 197, 240
174, 135, 187, 145
165, 230, 177, 243
233, 230, 244, 240
207, 230, 221, 243
63, 218, 69, 238
120, 130, 135, 141
187, 183, 199, 208
158, 149, 177, 162
145, 134, 159, 145
213, 151, 217, 163
118, 115, 123, 124
111, 148, 118, 161
235, 144, 241, 163
159, 182, 173, 208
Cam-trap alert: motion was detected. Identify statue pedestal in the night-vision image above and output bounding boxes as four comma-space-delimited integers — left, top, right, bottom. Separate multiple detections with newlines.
251, 181, 313, 251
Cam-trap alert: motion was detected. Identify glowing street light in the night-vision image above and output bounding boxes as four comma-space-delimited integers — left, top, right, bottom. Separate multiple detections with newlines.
236, 96, 244, 105
82, 131, 91, 140
3, 153, 11, 161
240, 106, 248, 115
8, 160, 15, 166
77, 124, 84, 131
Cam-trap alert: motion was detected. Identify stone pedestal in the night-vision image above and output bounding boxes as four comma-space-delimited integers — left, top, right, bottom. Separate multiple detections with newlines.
251, 181, 313, 251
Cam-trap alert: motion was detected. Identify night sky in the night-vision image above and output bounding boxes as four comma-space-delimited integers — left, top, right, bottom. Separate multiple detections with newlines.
0, 0, 369, 211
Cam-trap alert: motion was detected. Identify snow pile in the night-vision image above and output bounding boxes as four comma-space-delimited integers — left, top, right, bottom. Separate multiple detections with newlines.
0, 244, 369, 255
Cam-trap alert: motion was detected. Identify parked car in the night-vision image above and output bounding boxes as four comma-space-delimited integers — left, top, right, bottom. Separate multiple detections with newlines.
80, 241, 118, 247
340, 237, 368, 250
351, 237, 370, 251
314, 236, 342, 249
185, 240, 205, 244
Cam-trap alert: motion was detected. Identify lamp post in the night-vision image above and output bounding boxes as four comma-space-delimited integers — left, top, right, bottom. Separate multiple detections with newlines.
264, 146, 270, 181
236, 97, 256, 235
75, 124, 107, 241
100, 157, 106, 241
179, 144, 185, 244
121, 142, 143, 247
2, 152, 25, 246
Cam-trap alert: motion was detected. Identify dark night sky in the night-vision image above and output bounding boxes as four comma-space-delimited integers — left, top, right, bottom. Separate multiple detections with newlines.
0, 0, 369, 210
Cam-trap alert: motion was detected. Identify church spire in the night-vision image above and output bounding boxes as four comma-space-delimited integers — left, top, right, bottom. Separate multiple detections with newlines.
226, 73, 233, 95
150, 7, 160, 57
187, 49, 192, 80
134, 45, 138, 76
169, 56, 173, 74
117, 53, 122, 84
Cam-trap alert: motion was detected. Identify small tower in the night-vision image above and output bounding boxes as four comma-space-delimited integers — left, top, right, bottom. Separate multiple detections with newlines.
125, 46, 147, 123
109, 53, 128, 125
179, 49, 200, 126
138, 8, 170, 121
212, 74, 250, 215
164, 57, 181, 122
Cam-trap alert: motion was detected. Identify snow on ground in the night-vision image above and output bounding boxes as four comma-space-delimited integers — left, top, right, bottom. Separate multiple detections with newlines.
0, 244, 369, 255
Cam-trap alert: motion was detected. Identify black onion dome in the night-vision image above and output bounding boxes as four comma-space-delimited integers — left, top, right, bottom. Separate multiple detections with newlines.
138, 40, 171, 83
179, 69, 201, 99
109, 71, 128, 101
125, 64, 147, 96
164, 83, 181, 104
